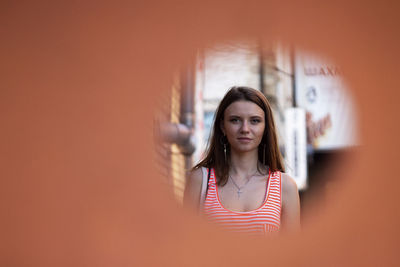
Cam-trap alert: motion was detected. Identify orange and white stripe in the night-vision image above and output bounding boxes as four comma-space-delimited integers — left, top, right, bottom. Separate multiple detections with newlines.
203, 168, 281, 235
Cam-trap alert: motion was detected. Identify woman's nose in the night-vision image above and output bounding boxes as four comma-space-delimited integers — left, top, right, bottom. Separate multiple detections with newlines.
240, 121, 250, 133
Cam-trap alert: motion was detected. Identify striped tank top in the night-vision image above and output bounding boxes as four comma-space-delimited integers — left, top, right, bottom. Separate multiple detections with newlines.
203, 168, 282, 235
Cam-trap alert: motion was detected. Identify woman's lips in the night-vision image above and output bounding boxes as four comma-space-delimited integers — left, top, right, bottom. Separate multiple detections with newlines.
237, 137, 252, 143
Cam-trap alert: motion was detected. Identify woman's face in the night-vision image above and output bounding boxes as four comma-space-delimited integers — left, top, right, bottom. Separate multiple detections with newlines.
221, 100, 265, 154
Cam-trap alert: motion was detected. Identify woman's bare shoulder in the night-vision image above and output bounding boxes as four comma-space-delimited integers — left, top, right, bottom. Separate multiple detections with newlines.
183, 167, 204, 209
281, 172, 298, 193
192, 167, 204, 176
188, 167, 203, 184
280, 172, 301, 231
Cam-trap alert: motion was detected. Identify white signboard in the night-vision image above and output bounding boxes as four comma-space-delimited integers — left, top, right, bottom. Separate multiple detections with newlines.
295, 51, 357, 150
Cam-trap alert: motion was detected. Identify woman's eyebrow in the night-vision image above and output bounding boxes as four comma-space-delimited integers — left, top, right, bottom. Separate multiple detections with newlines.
228, 114, 263, 118
248, 115, 263, 119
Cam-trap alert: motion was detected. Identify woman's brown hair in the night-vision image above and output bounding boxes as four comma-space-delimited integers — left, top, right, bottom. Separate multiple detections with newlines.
193, 86, 285, 186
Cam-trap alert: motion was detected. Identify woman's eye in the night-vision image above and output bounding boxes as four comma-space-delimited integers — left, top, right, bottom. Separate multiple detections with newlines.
229, 118, 239, 123
251, 119, 261, 124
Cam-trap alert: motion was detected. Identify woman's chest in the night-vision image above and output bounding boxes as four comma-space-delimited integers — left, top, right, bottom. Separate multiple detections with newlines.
217, 179, 268, 212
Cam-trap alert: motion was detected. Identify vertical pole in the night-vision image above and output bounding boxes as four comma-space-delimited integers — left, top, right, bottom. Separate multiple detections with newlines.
180, 64, 195, 167
291, 46, 297, 108
258, 40, 265, 93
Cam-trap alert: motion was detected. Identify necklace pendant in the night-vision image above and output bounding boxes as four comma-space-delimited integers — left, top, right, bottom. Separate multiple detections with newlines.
237, 189, 242, 198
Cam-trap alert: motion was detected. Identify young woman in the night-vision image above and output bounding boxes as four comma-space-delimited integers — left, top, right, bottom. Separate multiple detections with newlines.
184, 86, 300, 234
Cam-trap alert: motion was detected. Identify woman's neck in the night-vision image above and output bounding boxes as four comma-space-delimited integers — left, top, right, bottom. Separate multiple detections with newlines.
229, 150, 264, 180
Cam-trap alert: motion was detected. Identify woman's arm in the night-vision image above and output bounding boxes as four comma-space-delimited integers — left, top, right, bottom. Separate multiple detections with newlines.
183, 168, 203, 211
281, 173, 301, 232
